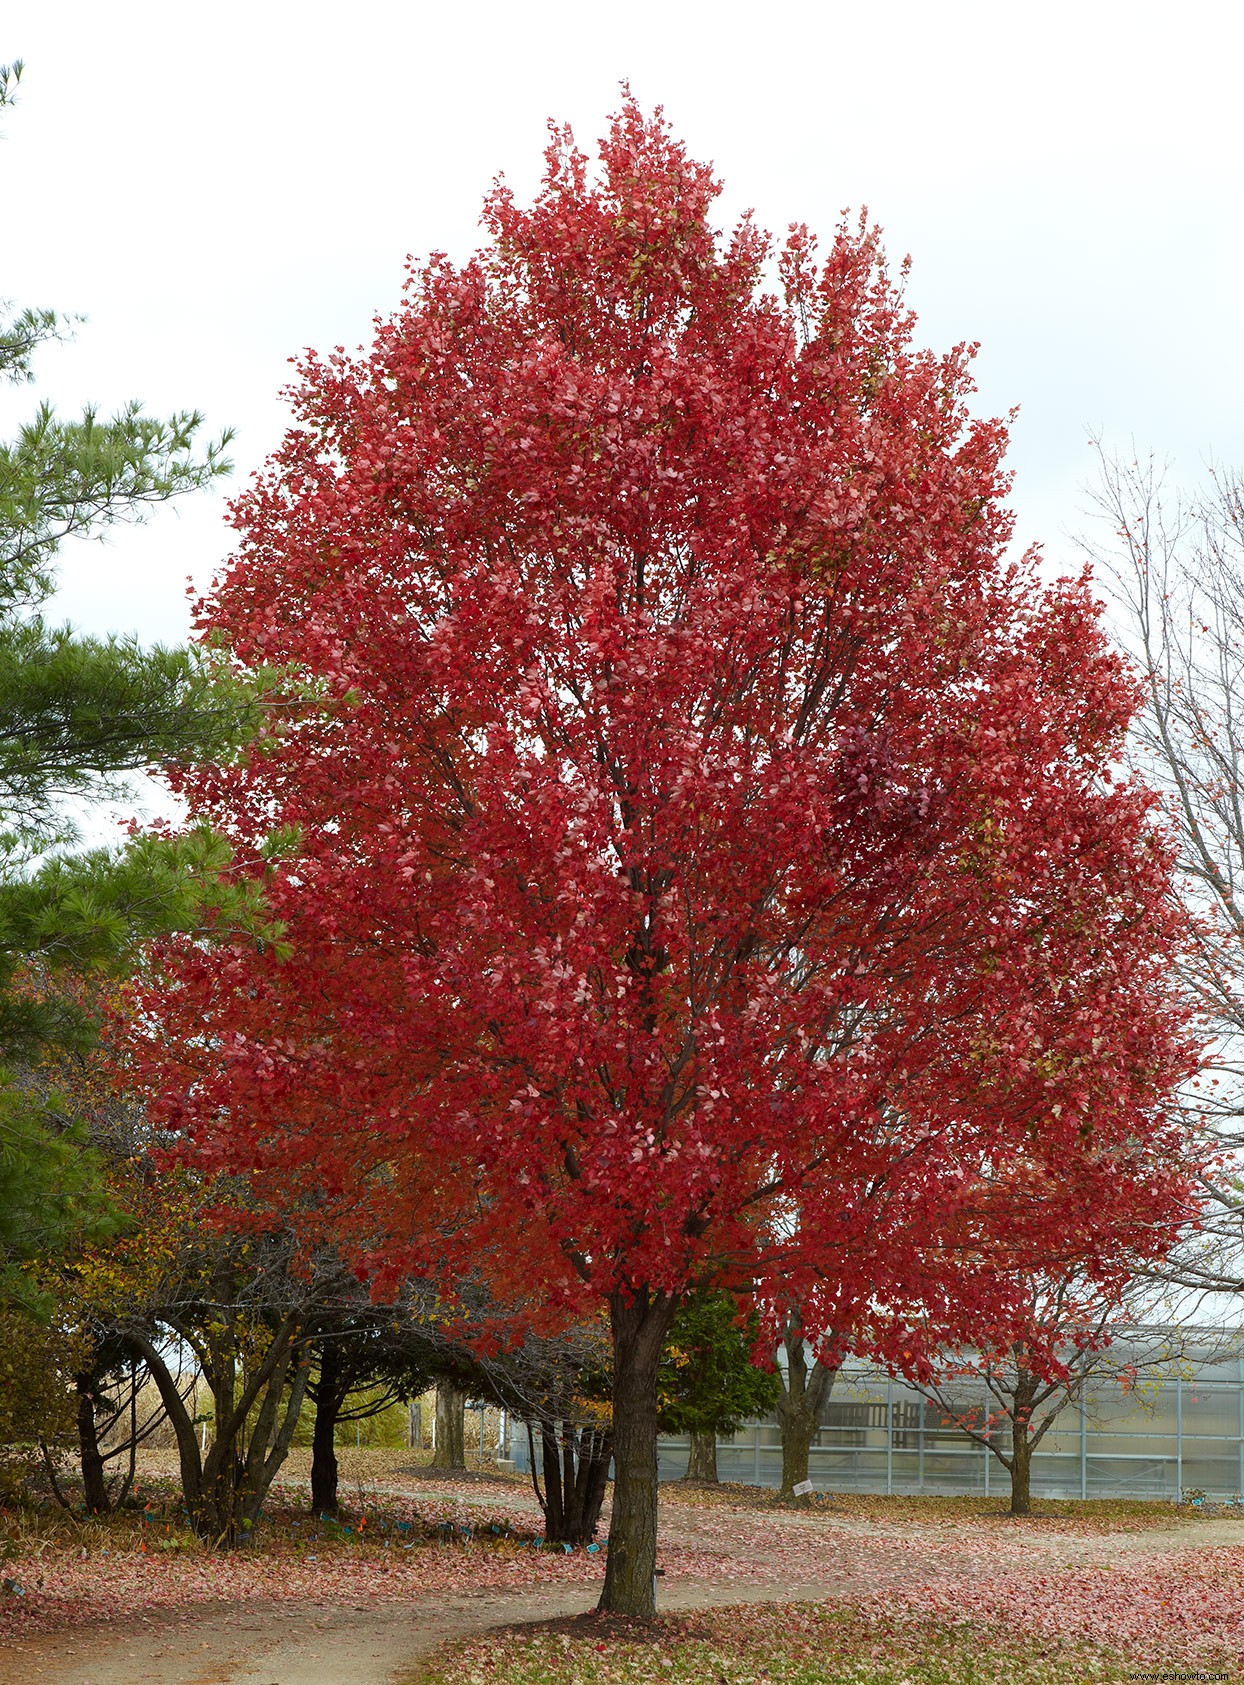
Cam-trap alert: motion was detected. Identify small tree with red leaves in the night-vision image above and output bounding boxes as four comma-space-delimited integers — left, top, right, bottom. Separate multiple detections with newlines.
135, 104, 1200, 1613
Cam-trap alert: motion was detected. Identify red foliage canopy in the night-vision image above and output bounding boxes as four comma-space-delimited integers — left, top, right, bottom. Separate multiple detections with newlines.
138, 103, 1197, 1376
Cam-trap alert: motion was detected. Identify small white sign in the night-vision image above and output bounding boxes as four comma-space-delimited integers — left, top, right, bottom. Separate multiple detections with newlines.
792, 1479, 814, 1496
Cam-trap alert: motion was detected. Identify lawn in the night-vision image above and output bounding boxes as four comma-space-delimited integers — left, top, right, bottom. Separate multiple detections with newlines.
0, 1455, 1236, 1681
419, 1604, 1158, 1684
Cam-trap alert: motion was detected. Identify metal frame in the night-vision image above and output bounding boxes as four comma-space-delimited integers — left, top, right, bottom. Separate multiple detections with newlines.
649, 1340, 1244, 1501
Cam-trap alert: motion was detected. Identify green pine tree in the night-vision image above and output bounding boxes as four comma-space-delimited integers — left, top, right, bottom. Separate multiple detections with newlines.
0, 62, 279, 1308
658, 1293, 780, 1483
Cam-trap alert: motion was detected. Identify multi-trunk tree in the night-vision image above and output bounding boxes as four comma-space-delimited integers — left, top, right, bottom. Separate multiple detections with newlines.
135, 105, 1201, 1613
448, 1315, 615, 1546
91, 1176, 317, 1546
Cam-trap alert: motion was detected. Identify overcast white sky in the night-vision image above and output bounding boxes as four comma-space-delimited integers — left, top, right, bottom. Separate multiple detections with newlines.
4, 0, 1242, 653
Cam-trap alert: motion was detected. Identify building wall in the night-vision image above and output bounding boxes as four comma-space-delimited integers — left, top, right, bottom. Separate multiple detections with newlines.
504, 1342, 1244, 1501
657, 1351, 1244, 1500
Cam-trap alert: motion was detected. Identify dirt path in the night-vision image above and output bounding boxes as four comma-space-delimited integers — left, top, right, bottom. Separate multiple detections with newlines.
1071, 1515, 1244, 1552
5, 1586, 588, 1685
796, 1509, 1244, 1552
1, 1577, 896, 1685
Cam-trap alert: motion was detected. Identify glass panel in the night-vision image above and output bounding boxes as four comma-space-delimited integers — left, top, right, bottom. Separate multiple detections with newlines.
819, 1427, 870, 1448
810, 1450, 889, 1488
1085, 1431, 1178, 1458
715, 1447, 760, 1480
1084, 1455, 1175, 1497
919, 1456, 986, 1492
1182, 1386, 1240, 1438
1030, 1453, 1081, 1496
890, 1400, 923, 1449
1181, 1458, 1240, 1495
920, 1449, 983, 1474
1182, 1347, 1244, 1385
818, 1401, 890, 1448
810, 1448, 885, 1471
1033, 1428, 1079, 1456
1085, 1381, 1180, 1438
888, 1451, 921, 1484
657, 1447, 688, 1481
833, 1377, 886, 1404
921, 1403, 982, 1447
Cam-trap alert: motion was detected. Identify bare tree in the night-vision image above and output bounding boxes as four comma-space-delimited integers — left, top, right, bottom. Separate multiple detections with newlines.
1086, 448, 1244, 1297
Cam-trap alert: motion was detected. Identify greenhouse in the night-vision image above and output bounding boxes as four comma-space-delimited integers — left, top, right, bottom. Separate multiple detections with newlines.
651, 1334, 1244, 1502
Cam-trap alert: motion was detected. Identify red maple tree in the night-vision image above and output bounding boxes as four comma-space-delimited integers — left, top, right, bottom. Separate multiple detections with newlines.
135, 104, 1200, 1612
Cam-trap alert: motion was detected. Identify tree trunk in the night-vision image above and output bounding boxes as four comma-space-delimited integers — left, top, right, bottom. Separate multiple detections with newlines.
125, 1326, 206, 1526
599, 1287, 678, 1618
75, 1372, 111, 1516
571, 1425, 613, 1543
128, 1315, 309, 1547
775, 1321, 839, 1501
238, 1346, 311, 1534
311, 1340, 341, 1516
430, 1380, 466, 1470
539, 1419, 564, 1539
685, 1428, 718, 1483
778, 1398, 817, 1498
532, 1420, 614, 1545
1010, 1424, 1033, 1516
1007, 1372, 1039, 1517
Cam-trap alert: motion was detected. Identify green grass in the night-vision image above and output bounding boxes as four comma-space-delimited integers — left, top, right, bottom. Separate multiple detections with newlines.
416, 1604, 1175, 1684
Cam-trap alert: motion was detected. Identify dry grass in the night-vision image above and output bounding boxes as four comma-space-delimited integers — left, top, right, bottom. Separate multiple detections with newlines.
658, 1481, 1200, 1531
418, 1603, 1146, 1685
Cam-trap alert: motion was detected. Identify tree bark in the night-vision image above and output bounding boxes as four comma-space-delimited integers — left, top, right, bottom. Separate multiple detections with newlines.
539, 1419, 564, 1539
1009, 1411, 1035, 1516
430, 1380, 466, 1470
75, 1372, 111, 1516
571, 1425, 613, 1542
1006, 1371, 1038, 1516
125, 1325, 206, 1525
533, 1420, 614, 1545
126, 1315, 309, 1546
778, 1401, 816, 1498
775, 1321, 839, 1500
310, 1340, 342, 1516
685, 1428, 718, 1483
238, 1347, 311, 1533
599, 1287, 678, 1618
